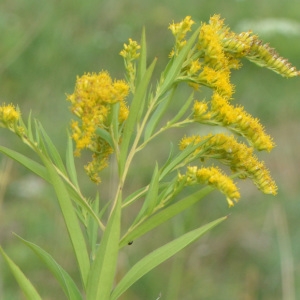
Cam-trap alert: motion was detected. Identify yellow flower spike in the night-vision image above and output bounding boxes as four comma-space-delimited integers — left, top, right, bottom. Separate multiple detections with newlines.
197, 67, 234, 98
187, 60, 202, 76
246, 38, 300, 78
0, 104, 20, 126
179, 135, 201, 151
169, 16, 195, 56
120, 38, 141, 60
180, 165, 240, 206
209, 92, 275, 151
120, 38, 141, 90
179, 133, 277, 196
67, 71, 129, 182
193, 101, 209, 119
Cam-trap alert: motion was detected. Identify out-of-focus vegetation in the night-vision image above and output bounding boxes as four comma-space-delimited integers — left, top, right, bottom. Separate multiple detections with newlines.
0, 0, 299, 299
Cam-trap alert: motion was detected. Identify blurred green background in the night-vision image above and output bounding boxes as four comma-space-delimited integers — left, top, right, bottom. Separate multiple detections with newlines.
0, 0, 300, 299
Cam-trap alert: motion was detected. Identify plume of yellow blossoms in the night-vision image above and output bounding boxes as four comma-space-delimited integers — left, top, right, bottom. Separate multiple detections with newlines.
169, 15, 299, 206
67, 71, 129, 183
66, 14, 298, 204
0, 104, 20, 127
0, 103, 25, 139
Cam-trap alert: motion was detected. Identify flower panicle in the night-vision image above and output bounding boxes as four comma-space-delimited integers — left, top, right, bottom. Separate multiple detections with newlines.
0, 103, 26, 138
246, 39, 300, 78
67, 71, 129, 182
179, 165, 240, 207
120, 38, 141, 90
169, 16, 195, 57
119, 38, 141, 61
193, 92, 275, 152
179, 133, 277, 196
0, 103, 20, 127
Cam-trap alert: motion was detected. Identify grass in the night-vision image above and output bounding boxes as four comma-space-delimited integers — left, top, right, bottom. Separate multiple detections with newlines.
1, 0, 300, 299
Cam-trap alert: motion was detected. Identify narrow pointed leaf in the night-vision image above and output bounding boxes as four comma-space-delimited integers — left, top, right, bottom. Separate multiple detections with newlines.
38, 122, 67, 175
144, 87, 176, 141
119, 186, 213, 248
112, 216, 227, 299
0, 146, 103, 232
96, 127, 114, 148
87, 193, 100, 260
168, 92, 194, 125
0, 146, 49, 181
159, 28, 200, 95
26, 112, 34, 142
0, 246, 42, 300
40, 156, 90, 288
131, 164, 159, 226
119, 59, 157, 174
15, 235, 82, 300
86, 196, 121, 299
136, 27, 147, 86
66, 134, 79, 188
159, 137, 212, 180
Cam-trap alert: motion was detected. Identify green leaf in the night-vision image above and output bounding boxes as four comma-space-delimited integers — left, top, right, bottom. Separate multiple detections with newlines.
119, 186, 214, 248
40, 155, 90, 288
111, 216, 227, 299
0, 146, 49, 181
86, 196, 122, 300
159, 137, 211, 180
107, 102, 120, 147
66, 134, 79, 188
168, 92, 194, 125
26, 112, 34, 142
15, 235, 82, 300
119, 58, 157, 174
159, 28, 200, 96
37, 122, 67, 175
87, 193, 100, 260
143, 86, 176, 141
123, 185, 148, 207
136, 27, 147, 86
131, 164, 159, 226
0, 145, 104, 233
96, 127, 114, 148
0, 246, 42, 300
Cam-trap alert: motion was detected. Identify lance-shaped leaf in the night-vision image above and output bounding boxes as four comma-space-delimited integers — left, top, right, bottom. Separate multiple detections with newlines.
158, 28, 200, 96
111, 216, 227, 299
15, 235, 82, 300
143, 87, 176, 141
136, 27, 147, 86
119, 59, 157, 174
0, 145, 104, 232
86, 196, 121, 299
0, 246, 42, 300
37, 122, 67, 175
131, 163, 160, 226
40, 155, 90, 288
65, 134, 79, 188
0, 146, 49, 181
119, 186, 214, 248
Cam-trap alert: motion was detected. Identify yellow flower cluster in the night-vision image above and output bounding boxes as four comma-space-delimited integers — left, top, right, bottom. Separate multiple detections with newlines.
120, 38, 141, 61
179, 133, 277, 198
169, 16, 195, 57
120, 39, 141, 91
179, 166, 240, 207
67, 71, 129, 182
0, 104, 20, 126
170, 15, 299, 99
193, 92, 275, 151
0, 104, 24, 138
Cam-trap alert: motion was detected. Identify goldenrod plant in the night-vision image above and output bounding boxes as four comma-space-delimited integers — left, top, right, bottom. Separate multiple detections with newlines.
0, 15, 299, 299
